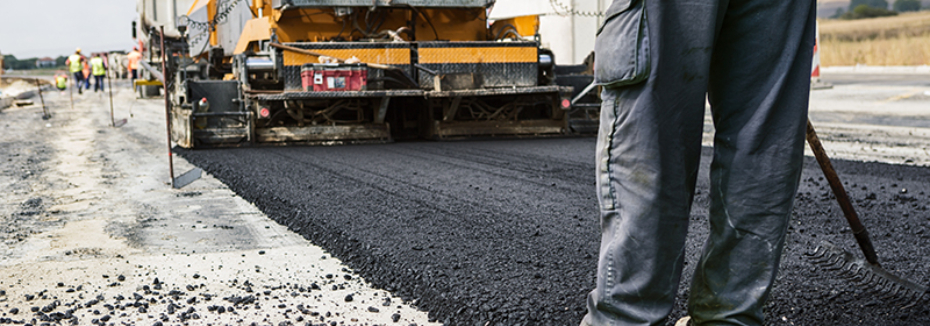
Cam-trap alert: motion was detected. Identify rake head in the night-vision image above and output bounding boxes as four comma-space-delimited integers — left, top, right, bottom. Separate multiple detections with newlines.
806, 240, 929, 306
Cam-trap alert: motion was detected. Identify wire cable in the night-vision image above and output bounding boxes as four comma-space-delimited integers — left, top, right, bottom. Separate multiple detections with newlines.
406, 5, 440, 41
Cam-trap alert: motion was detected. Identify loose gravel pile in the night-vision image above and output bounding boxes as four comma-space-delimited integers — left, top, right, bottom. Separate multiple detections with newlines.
180, 140, 930, 326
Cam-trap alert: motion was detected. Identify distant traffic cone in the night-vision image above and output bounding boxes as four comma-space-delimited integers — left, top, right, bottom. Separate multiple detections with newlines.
811, 20, 833, 90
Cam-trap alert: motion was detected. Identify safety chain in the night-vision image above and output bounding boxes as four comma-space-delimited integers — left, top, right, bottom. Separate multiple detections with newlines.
184, 0, 243, 45
548, 0, 604, 17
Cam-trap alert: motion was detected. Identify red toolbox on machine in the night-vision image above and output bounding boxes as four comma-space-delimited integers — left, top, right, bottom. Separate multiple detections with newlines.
301, 63, 368, 91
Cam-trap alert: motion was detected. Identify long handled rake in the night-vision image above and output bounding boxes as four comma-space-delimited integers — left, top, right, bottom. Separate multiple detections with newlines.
69, 75, 74, 110
34, 78, 50, 120
106, 59, 127, 127
804, 119, 928, 305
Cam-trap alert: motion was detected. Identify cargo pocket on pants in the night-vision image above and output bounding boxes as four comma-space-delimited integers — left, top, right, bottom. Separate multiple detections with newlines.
594, 0, 650, 88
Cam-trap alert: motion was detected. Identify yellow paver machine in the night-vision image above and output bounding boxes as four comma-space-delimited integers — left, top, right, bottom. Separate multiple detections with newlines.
147, 0, 597, 148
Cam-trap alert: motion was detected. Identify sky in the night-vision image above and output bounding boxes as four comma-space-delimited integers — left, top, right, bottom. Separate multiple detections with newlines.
0, 0, 138, 59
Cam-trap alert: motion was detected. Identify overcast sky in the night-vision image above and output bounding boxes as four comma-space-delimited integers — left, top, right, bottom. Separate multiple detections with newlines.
0, 0, 137, 59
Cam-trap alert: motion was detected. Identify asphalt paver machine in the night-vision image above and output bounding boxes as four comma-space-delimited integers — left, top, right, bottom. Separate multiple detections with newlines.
144, 0, 598, 148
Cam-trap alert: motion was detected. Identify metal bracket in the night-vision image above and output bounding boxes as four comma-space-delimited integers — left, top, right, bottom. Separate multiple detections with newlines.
443, 96, 462, 122
375, 96, 391, 124
173, 168, 203, 189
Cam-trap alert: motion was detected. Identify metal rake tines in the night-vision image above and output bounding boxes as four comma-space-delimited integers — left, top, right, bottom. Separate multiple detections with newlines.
805, 241, 930, 305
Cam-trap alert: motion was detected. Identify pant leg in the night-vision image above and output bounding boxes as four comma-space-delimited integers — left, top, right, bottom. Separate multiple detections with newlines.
96, 76, 105, 92
582, 1, 725, 325
687, 1, 816, 325
73, 72, 83, 94
131, 70, 138, 91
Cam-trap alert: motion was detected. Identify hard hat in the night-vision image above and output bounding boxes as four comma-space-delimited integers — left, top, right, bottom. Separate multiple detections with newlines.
76, 47, 82, 53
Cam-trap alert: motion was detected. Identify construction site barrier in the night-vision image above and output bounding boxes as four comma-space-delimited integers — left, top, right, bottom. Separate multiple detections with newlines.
811, 20, 833, 90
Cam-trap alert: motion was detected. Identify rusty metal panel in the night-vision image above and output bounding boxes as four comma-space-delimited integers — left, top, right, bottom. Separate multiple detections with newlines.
424, 85, 566, 98
272, 0, 492, 8
171, 107, 193, 148
256, 124, 390, 142
192, 127, 251, 146
428, 120, 565, 139
251, 89, 425, 101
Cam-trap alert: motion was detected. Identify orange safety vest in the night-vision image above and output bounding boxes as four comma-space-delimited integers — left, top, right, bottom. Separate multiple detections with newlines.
127, 51, 142, 70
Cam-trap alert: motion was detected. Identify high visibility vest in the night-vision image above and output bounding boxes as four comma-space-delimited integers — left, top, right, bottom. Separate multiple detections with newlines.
56, 76, 67, 88
91, 57, 106, 76
68, 54, 82, 73
127, 51, 141, 70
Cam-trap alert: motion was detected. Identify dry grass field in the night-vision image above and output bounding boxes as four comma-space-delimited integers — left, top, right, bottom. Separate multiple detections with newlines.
820, 11, 930, 66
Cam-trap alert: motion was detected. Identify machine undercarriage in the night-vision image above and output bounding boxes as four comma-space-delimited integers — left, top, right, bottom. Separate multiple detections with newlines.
144, 0, 598, 148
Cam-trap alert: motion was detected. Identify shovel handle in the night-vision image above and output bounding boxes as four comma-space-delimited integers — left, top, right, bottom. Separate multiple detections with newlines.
806, 119, 880, 266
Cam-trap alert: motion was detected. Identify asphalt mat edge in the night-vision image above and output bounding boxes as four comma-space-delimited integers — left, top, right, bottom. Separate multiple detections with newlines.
179, 140, 930, 326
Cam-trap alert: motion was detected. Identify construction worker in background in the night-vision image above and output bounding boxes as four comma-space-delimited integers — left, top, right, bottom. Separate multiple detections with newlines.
54, 72, 68, 94
127, 47, 142, 90
82, 58, 92, 90
90, 53, 107, 93
581, 0, 816, 325
64, 48, 86, 95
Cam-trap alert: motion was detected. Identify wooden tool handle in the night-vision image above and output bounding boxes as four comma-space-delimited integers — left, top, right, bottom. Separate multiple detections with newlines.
806, 119, 881, 266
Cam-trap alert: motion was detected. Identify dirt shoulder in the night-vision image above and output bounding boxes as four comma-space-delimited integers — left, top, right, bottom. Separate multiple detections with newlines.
0, 82, 437, 325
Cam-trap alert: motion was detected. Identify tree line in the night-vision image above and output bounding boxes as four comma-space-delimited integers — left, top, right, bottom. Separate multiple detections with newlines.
833, 0, 923, 19
2, 55, 69, 70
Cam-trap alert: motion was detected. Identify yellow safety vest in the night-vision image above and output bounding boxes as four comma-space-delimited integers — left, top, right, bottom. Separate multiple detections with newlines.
56, 76, 67, 88
68, 54, 82, 73
91, 57, 106, 76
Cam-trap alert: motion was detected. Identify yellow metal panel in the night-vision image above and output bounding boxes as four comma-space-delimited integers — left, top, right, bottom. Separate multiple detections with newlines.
282, 48, 411, 65
418, 47, 537, 64
186, 0, 207, 15
513, 16, 539, 36
134, 80, 163, 86
490, 15, 539, 38
234, 17, 273, 54
269, 8, 488, 43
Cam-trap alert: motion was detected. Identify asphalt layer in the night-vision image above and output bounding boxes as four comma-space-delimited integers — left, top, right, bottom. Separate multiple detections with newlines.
179, 139, 930, 326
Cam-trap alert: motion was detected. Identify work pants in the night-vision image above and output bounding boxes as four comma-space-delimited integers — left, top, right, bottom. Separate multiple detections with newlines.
72, 72, 84, 94
94, 75, 105, 92
131, 70, 138, 92
583, 0, 816, 325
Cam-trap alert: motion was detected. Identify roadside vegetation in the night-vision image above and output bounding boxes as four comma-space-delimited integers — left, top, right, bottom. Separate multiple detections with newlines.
2, 54, 68, 71
820, 10, 930, 66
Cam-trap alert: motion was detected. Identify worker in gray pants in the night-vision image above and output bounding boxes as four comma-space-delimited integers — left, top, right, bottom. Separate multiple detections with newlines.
581, 0, 815, 325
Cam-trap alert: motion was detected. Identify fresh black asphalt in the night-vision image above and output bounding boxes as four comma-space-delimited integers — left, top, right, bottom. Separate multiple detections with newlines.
180, 138, 930, 325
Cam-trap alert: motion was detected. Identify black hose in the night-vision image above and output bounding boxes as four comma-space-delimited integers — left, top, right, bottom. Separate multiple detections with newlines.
499, 29, 522, 40
406, 5, 440, 41
493, 24, 520, 40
